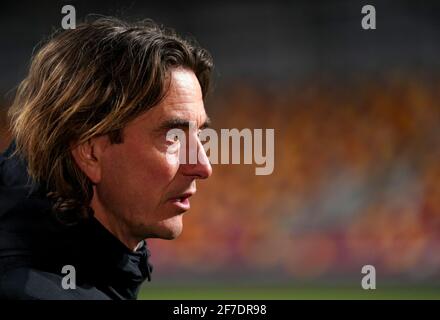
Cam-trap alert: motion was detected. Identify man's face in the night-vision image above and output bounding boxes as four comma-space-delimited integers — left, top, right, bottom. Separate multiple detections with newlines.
91, 68, 212, 243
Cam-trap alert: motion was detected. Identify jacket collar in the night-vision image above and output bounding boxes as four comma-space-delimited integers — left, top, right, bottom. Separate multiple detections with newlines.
0, 141, 153, 299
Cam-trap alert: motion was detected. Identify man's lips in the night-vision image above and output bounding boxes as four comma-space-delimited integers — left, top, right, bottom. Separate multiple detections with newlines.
169, 191, 195, 211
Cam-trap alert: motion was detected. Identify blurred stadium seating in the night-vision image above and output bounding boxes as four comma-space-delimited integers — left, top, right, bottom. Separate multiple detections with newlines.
5, 75, 437, 285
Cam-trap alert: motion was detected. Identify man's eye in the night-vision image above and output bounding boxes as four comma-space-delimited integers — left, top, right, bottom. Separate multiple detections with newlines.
167, 134, 180, 143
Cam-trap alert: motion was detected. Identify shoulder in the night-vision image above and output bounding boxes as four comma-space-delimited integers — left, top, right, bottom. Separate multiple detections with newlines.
0, 265, 110, 300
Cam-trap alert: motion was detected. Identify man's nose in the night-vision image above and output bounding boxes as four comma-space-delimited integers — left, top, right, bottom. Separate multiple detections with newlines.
182, 139, 212, 179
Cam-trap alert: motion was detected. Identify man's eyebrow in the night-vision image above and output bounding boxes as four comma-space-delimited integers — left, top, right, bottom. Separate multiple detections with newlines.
155, 116, 211, 132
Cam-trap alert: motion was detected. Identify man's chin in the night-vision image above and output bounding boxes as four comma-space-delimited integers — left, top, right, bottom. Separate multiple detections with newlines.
144, 216, 183, 240
160, 229, 182, 240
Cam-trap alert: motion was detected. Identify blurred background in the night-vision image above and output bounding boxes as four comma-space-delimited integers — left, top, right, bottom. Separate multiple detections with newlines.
1, 0, 440, 299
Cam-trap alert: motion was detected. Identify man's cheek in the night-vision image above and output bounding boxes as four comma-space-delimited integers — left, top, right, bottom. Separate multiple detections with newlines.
165, 149, 180, 166
153, 146, 180, 174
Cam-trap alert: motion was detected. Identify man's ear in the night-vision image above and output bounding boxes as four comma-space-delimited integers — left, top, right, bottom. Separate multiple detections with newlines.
70, 136, 109, 184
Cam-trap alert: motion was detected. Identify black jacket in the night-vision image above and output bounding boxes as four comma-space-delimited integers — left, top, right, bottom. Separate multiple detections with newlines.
0, 141, 153, 300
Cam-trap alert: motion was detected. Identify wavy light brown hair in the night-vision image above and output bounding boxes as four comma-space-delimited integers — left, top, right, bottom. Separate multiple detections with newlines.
8, 17, 213, 224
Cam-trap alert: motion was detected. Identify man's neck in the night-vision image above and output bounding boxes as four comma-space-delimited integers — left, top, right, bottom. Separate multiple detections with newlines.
90, 193, 142, 252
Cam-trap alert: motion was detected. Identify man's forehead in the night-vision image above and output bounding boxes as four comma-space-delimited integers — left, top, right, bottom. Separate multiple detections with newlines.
159, 104, 208, 121
154, 111, 211, 132
131, 68, 206, 128
168, 68, 202, 97
132, 95, 207, 127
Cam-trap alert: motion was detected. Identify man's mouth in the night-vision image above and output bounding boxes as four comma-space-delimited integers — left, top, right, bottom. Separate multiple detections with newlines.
169, 192, 194, 211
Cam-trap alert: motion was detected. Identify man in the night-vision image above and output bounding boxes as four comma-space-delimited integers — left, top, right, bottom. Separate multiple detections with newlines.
0, 17, 213, 299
